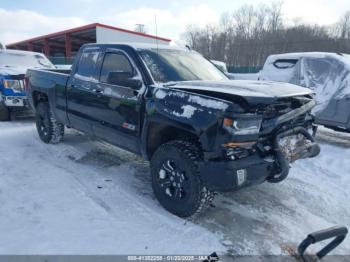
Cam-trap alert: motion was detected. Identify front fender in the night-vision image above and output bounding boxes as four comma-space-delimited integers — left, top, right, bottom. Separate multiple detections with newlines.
141, 87, 234, 158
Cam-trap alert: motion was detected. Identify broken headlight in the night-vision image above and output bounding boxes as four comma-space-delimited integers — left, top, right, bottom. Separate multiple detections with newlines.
3, 79, 23, 92
223, 115, 262, 135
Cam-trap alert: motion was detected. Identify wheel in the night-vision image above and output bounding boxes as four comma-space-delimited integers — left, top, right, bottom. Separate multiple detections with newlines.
35, 102, 64, 144
151, 140, 214, 218
0, 101, 10, 121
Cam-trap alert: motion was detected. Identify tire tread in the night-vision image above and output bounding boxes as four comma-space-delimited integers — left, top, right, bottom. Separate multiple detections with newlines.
152, 140, 214, 218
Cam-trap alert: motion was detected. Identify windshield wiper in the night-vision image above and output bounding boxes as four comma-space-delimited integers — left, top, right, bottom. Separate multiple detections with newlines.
162, 81, 179, 87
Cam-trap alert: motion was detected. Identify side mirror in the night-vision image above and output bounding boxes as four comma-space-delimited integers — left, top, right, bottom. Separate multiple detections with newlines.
106, 71, 142, 89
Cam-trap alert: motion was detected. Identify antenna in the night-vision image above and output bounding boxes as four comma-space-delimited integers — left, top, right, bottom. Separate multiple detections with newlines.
154, 15, 159, 53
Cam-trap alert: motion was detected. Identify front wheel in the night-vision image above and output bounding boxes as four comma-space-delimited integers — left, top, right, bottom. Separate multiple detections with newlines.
151, 140, 214, 218
35, 102, 64, 144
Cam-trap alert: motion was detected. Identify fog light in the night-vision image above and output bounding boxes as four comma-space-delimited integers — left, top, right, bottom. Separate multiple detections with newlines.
237, 169, 247, 186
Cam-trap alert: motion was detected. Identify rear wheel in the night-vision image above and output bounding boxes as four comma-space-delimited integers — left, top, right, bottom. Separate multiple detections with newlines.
35, 102, 64, 144
0, 101, 10, 121
151, 140, 214, 218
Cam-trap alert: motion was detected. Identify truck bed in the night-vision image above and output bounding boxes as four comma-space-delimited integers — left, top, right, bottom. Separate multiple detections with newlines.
26, 68, 70, 91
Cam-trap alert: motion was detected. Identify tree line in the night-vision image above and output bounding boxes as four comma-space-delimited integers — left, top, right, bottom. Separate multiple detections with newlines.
181, 2, 350, 72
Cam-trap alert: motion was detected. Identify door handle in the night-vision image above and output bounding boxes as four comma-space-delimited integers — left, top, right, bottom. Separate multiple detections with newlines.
92, 88, 104, 96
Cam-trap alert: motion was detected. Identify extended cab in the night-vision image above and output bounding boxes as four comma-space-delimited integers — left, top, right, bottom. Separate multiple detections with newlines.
0, 49, 55, 120
26, 43, 320, 217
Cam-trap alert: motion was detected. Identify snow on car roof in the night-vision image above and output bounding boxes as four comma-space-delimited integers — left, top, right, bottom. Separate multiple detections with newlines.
0, 49, 46, 56
266, 52, 350, 69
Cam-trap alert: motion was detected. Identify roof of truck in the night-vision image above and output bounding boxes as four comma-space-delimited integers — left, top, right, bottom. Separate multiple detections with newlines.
83, 42, 187, 51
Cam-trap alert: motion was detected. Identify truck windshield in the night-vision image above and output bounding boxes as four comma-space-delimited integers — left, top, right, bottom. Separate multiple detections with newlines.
138, 48, 227, 83
0, 51, 55, 69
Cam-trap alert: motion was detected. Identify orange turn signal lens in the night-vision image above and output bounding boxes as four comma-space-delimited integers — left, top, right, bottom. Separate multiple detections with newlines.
223, 141, 257, 148
223, 118, 234, 127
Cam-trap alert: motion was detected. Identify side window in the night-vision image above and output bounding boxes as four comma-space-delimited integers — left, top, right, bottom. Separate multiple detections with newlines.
273, 59, 298, 69
76, 50, 100, 80
100, 52, 133, 83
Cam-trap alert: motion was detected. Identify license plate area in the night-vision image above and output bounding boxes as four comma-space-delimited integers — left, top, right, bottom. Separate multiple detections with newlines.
4, 96, 26, 107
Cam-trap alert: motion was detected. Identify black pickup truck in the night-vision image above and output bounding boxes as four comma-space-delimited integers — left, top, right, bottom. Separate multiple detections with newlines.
26, 43, 320, 217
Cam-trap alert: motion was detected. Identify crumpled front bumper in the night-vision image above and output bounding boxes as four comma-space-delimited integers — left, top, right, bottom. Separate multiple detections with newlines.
199, 154, 274, 192
199, 126, 320, 192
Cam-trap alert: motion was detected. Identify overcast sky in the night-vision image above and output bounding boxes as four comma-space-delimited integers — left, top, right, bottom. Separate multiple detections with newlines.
0, 0, 349, 45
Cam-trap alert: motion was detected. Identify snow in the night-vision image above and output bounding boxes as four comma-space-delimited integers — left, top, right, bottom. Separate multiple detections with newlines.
155, 88, 229, 110
0, 120, 349, 256
231, 73, 259, 81
187, 95, 228, 110
172, 105, 198, 119
0, 121, 224, 255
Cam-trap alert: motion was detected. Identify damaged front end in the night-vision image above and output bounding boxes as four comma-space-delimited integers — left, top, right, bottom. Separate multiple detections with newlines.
200, 96, 321, 192
267, 126, 320, 183
258, 98, 321, 183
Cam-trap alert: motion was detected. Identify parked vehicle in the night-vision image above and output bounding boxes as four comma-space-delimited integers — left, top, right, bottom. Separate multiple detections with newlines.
54, 64, 72, 70
211, 60, 235, 79
259, 52, 350, 132
0, 49, 55, 121
26, 43, 320, 217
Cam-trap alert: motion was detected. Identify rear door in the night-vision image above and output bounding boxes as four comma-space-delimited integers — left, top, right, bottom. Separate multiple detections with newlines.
66, 47, 103, 133
90, 48, 144, 154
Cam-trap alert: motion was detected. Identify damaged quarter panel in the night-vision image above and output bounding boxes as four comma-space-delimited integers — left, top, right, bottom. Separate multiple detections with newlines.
146, 86, 243, 154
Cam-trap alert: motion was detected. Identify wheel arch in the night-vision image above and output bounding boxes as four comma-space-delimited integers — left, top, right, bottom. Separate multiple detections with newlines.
142, 120, 201, 160
32, 91, 49, 108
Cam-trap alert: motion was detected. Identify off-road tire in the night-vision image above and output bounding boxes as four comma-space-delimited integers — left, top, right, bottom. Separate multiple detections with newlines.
0, 101, 10, 121
35, 102, 64, 144
151, 140, 214, 218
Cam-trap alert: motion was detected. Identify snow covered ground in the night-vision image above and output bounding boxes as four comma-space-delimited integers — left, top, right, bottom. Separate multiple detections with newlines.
0, 120, 349, 257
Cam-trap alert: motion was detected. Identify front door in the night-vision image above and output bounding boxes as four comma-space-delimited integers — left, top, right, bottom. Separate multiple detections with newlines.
91, 49, 144, 154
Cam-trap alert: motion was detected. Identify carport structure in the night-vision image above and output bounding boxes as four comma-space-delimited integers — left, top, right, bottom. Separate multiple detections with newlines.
6, 23, 171, 60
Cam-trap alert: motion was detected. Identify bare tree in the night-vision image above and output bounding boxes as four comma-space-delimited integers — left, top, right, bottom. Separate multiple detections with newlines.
181, 25, 201, 50
338, 11, 350, 38
181, 2, 350, 71
267, 1, 284, 32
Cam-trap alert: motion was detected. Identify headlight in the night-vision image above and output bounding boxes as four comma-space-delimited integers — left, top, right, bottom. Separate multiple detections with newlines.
223, 115, 262, 135
3, 79, 23, 92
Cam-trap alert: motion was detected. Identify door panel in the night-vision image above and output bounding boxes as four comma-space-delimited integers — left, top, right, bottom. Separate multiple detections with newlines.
90, 50, 144, 154
66, 48, 102, 134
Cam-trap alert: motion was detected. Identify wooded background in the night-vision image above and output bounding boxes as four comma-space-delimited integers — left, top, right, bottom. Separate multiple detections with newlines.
181, 2, 350, 72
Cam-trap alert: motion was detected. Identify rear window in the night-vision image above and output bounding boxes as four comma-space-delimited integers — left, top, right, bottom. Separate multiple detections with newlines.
76, 50, 100, 80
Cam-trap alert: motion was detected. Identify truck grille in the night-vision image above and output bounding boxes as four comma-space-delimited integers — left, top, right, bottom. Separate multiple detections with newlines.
260, 96, 312, 133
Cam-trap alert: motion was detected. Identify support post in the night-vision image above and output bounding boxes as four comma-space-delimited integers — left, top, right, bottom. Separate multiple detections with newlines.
65, 34, 72, 58
27, 42, 34, 51
43, 39, 50, 57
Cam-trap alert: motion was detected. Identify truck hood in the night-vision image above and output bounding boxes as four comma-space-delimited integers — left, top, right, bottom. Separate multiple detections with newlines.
166, 80, 313, 104
0, 66, 27, 76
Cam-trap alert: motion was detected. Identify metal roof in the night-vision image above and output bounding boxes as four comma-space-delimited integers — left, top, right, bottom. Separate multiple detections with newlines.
6, 23, 171, 47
